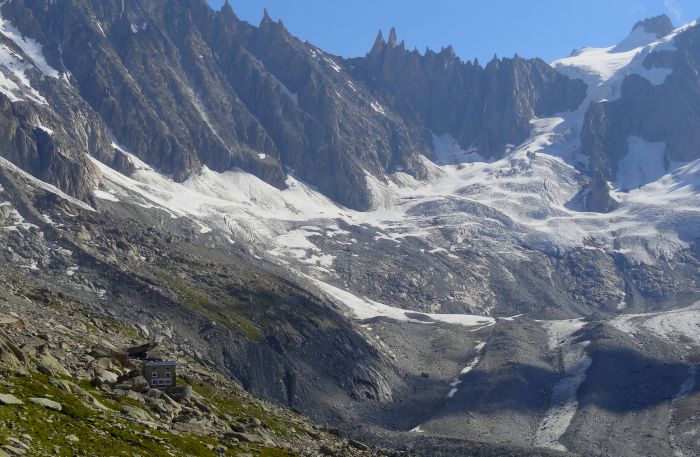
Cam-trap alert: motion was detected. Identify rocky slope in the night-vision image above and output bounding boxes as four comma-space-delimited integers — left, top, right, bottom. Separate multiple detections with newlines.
0, 265, 398, 457
0, 142, 574, 457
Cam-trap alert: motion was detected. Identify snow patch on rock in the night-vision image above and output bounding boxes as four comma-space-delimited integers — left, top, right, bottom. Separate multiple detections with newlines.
615, 136, 667, 191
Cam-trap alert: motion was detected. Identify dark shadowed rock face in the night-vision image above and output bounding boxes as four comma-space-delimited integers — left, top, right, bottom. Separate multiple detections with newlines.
0, 0, 434, 210
350, 29, 587, 160
633, 14, 675, 38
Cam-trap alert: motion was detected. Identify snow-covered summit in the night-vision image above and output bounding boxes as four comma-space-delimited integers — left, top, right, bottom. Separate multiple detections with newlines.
552, 17, 697, 102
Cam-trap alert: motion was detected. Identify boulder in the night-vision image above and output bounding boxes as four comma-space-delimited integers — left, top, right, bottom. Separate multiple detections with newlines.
1, 445, 25, 456
88, 345, 112, 359
123, 390, 145, 404
125, 342, 158, 358
93, 368, 119, 385
28, 397, 62, 411
0, 316, 24, 331
89, 344, 127, 365
173, 421, 217, 436
5, 439, 29, 452
94, 357, 113, 370
164, 386, 192, 401
349, 440, 370, 451
36, 353, 71, 378
0, 394, 23, 406
0, 332, 26, 368
121, 405, 153, 422
130, 376, 150, 393
225, 432, 265, 445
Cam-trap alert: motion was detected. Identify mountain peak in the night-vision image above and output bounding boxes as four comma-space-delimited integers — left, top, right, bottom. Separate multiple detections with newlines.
370, 30, 385, 54
388, 27, 398, 48
220, 0, 235, 19
613, 14, 675, 52
632, 14, 675, 38
261, 7, 272, 25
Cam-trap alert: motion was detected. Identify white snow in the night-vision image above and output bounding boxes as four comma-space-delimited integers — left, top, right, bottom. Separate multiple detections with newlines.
95, 21, 106, 37
322, 56, 341, 73
553, 21, 695, 103
0, 8, 72, 104
0, 200, 39, 232
615, 136, 667, 190
370, 101, 386, 115
0, 41, 48, 104
35, 123, 54, 135
94, 189, 120, 202
269, 227, 335, 271
77, 18, 700, 328
312, 278, 495, 329
446, 341, 486, 399
432, 133, 484, 164
542, 319, 586, 349
614, 25, 661, 52
0, 14, 62, 79
130, 23, 138, 34
610, 302, 700, 346
460, 342, 486, 373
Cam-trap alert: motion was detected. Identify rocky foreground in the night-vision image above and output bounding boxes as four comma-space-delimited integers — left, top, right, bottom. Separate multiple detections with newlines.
0, 268, 399, 457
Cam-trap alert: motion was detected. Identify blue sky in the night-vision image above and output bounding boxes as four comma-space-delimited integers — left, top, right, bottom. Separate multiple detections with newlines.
207, 1, 700, 63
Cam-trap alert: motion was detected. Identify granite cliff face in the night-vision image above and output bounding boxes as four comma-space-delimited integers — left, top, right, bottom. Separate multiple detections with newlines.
0, 0, 589, 210
353, 29, 587, 161
0, 0, 428, 209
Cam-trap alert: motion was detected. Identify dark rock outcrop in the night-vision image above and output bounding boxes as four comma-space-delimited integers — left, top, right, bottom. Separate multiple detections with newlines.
633, 14, 675, 38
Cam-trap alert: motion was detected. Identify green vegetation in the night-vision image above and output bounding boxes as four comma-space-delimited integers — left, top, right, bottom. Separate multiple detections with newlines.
158, 271, 264, 342
0, 371, 301, 456
190, 382, 306, 440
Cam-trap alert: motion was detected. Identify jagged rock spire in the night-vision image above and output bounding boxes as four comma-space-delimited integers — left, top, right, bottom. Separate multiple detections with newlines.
442, 45, 455, 59
261, 7, 272, 25
221, 0, 235, 19
370, 29, 385, 54
388, 27, 398, 48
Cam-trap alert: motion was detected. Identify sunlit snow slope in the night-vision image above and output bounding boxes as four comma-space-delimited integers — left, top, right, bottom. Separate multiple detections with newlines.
82, 18, 700, 318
